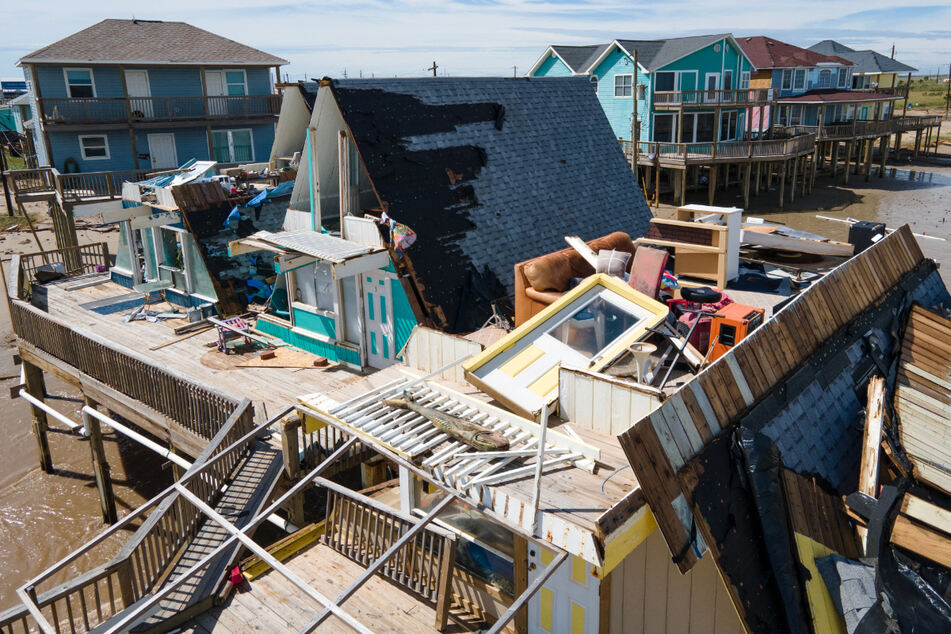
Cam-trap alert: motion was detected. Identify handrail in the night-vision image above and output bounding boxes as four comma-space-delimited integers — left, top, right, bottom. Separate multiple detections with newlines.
17, 242, 110, 283
652, 88, 772, 107
1, 401, 264, 634
635, 133, 816, 163
39, 94, 281, 125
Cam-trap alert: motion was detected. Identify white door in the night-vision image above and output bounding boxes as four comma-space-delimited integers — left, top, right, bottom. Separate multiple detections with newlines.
124, 70, 153, 118
148, 133, 177, 169
527, 547, 600, 633
362, 270, 395, 369
204, 70, 226, 116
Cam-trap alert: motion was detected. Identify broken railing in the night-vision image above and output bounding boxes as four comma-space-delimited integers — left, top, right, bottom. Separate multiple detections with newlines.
14, 243, 111, 284
0, 401, 257, 634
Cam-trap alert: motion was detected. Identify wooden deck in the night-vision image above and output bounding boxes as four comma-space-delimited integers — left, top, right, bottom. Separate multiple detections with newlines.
181, 542, 484, 633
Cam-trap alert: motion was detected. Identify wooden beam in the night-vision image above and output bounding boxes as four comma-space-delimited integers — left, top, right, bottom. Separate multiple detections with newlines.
901, 494, 951, 535
23, 360, 52, 472
858, 376, 885, 549
486, 551, 568, 634
513, 534, 528, 633
891, 514, 951, 568
83, 402, 118, 524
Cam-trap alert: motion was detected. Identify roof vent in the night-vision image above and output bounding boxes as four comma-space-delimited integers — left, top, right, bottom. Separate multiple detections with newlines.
132, 19, 164, 25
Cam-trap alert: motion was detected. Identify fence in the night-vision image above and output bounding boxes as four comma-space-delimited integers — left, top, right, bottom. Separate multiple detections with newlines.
0, 402, 255, 634
59, 170, 151, 201
635, 133, 815, 164
4, 168, 55, 196
652, 88, 772, 107
17, 243, 110, 283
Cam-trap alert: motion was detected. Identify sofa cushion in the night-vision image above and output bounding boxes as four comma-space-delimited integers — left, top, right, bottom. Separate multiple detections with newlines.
523, 253, 574, 292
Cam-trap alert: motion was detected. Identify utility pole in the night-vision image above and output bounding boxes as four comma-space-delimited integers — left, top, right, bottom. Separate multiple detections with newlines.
428, 61, 438, 77
946, 62, 950, 117
631, 51, 639, 172
513, 65, 518, 77
890, 44, 895, 59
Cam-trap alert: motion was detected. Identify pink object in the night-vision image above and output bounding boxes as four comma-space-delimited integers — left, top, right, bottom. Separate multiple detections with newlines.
230, 566, 244, 586
628, 246, 669, 299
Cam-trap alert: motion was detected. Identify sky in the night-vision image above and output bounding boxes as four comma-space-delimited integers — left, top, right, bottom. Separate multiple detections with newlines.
2, 1, 951, 81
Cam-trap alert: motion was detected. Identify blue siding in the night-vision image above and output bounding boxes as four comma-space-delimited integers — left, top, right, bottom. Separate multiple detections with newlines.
534, 53, 573, 77
49, 129, 134, 172
590, 47, 648, 141
36, 65, 123, 98
204, 67, 272, 94
207, 123, 274, 162
139, 67, 203, 97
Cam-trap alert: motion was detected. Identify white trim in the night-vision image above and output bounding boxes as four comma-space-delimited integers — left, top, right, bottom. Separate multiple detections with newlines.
792, 68, 806, 91
211, 127, 255, 163
651, 112, 677, 143
223, 68, 248, 96
586, 40, 648, 76
78, 134, 110, 160
527, 47, 587, 77
740, 71, 750, 90
613, 73, 633, 98
63, 67, 96, 98
20, 58, 285, 67
704, 72, 720, 103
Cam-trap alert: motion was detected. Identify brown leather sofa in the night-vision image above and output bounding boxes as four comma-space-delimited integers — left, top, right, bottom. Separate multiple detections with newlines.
513, 231, 637, 326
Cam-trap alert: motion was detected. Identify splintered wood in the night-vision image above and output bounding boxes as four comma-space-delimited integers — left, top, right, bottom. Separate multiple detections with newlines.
618, 226, 926, 573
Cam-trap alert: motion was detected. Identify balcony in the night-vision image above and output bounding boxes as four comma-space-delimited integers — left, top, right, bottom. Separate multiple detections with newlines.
652, 88, 773, 109
38, 94, 282, 126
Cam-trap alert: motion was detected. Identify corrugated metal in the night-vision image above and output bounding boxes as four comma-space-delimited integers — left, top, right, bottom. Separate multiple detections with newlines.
257, 230, 375, 263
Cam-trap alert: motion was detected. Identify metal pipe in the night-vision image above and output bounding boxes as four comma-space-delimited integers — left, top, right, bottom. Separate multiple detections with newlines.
19, 389, 83, 432
81, 406, 299, 532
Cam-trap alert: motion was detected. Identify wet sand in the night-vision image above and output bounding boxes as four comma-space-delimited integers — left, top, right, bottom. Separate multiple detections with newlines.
0, 153, 950, 609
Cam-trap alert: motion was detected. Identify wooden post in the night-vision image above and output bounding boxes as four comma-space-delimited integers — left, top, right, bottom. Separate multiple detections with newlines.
831, 141, 839, 177
843, 141, 852, 184
778, 160, 786, 209
83, 400, 118, 524
879, 136, 888, 178
513, 534, 528, 633
864, 138, 874, 182
754, 160, 761, 196
281, 414, 306, 527
810, 148, 819, 192
913, 130, 922, 158
742, 162, 751, 210
23, 361, 52, 473
707, 165, 717, 206
653, 161, 661, 207
801, 155, 808, 197
790, 155, 798, 203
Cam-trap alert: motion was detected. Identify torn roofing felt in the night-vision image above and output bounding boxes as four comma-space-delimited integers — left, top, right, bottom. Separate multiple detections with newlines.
327, 77, 652, 332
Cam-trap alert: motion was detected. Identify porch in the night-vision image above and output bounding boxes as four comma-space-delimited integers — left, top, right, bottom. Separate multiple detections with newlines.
37, 95, 281, 127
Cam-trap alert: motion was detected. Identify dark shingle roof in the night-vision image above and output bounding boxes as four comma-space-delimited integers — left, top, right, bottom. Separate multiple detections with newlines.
551, 45, 609, 73
19, 19, 287, 66
328, 77, 652, 332
738, 36, 851, 70
808, 40, 916, 74
617, 34, 731, 71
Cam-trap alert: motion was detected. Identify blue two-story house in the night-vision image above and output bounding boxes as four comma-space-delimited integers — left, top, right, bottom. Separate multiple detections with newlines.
529, 34, 757, 145
17, 19, 287, 174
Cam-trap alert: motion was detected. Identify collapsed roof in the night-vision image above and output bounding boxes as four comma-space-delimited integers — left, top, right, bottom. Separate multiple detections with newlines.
325, 77, 652, 332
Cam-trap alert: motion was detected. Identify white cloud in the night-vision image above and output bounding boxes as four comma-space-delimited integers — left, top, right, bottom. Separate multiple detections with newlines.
3, 1, 949, 80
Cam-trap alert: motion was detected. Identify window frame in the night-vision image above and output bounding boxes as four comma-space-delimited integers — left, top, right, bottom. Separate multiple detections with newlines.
789, 104, 803, 126
818, 69, 833, 89
653, 113, 676, 143
223, 69, 248, 96
653, 71, 676, 93
793, 69, 806, 91
63, 67, 96, 98
781, 69, 792, 91
719, 111, 738, 141
78, 134, 110, 160
614, 74, 633, 98
211, 128, 255, 163
837, 68, 849, 89
740, 71, 750, 90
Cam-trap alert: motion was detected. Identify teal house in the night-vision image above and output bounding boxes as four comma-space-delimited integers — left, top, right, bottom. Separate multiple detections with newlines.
529, 34, 756, 145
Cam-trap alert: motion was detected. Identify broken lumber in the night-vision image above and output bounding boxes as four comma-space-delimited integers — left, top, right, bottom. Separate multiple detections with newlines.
382, 395, 510, 451
149, 326, 214, 351
858, 376, 886, 549
890, 514, 951, 569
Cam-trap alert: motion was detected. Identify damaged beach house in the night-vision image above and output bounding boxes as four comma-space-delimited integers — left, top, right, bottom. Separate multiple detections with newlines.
2, 73, 951, 634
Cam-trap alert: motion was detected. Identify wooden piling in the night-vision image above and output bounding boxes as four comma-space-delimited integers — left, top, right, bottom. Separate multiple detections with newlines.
790, 156, 798, 203
84, 399, 118, 524
879, 136, 888, 178
742, 163, 751, 210
707, 165, 717, 206
864, 138, 874, 182
679, 168, 687, 205
754, 161, 761, 196
653, 161, 661, 207
23, 361, 52, 473
280, 414, 306, 527
778, 160, 786, 209
831, 141, 839, 178
843, 142, 852, 184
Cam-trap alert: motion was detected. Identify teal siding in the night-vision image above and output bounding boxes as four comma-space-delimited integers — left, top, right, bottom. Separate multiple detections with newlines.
591, 47, 649, 141
292, 307, 336, 339
534, 53, 573, 77
388, 270, 418, 356
256, 318, 361, 366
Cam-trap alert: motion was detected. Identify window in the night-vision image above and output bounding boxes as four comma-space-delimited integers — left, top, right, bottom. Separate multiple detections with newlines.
781, 69, 792, 91
740, 71, 750, 90
680, 113, 696, 143
614, 74, 633, 97
777, 106, 788, 126
211, 129, 254, 163
79, 135, 109, 160
64, 68, 95, 98
696, 113, 715, 142
837, 68, 849, 88
589, 75, 598, 92
720, 111, 737, 140
793, 69, 805, 91
225, 70, 247, 96
790, 104, 802, 125
654, 72, 676, 92
722, 70, 734, 102
818, 70, 833, 89
846, 104, 855, 120
653, 114, 675, 143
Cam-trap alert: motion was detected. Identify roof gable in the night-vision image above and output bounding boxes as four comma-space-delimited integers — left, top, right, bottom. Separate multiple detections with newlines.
19, 19, 287, 66
617, 33, 733, 71
808, 41, 916, 74
325, 77, 652, 332
551, 45, 609, 73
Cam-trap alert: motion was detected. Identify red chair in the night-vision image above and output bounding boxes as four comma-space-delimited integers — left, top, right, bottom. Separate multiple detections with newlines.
628, 246, 669, 299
